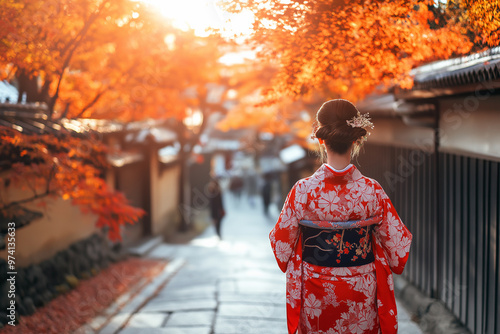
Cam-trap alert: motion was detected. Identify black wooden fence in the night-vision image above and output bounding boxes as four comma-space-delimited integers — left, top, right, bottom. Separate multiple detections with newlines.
357, 143, 500, 334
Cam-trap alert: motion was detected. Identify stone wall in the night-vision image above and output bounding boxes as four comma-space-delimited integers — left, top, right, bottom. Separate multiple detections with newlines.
0, 233, 124, 327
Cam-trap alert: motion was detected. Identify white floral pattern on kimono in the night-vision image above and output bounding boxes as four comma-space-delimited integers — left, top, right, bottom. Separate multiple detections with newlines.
270, 164, 412, 334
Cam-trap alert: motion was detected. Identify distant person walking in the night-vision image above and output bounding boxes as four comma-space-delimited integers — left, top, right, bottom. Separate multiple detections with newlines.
261, 173, 273, 216
245, 170, 260, 208
208, 178, 225, 239
270, 99, 412, 334
229, 173, 244, 202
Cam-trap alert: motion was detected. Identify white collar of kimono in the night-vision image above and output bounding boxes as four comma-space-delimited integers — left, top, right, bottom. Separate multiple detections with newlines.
317, 163, 363, 181
325, 163, 353, 173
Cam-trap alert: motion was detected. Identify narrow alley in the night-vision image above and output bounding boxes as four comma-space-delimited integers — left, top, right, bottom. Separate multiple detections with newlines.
103, 191, 422, 334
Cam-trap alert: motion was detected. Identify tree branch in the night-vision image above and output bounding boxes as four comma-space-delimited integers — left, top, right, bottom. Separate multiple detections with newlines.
46, 164, 56, 194
74, 89, 107, 119
60, 102, 72, 119
1, 190, 57, 210
48, 1, 110, 116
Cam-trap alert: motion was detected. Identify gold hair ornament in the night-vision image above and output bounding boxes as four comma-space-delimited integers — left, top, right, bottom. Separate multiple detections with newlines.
346, 112, 374, 130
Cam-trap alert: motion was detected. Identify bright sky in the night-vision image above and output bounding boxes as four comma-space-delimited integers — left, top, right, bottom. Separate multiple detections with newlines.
140, 0, 254, 38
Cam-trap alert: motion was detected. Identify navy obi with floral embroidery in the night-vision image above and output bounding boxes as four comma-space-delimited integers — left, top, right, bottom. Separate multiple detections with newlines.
300, 223, 374, 268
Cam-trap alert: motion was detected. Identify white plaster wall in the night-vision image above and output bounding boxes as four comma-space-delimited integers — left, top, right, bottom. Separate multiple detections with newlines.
0, 181, 98, 266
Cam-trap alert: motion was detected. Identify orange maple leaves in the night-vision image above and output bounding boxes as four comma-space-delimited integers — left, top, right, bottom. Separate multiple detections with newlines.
461, 0, 500, 47
0, 0, 226, 122
211, 0, 500, 137
222, 0, 480, 103
0, 0, 233, 240
1, 128, 144, 241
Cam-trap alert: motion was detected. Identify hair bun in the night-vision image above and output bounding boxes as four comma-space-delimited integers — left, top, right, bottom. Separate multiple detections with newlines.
314, 99, 369, 155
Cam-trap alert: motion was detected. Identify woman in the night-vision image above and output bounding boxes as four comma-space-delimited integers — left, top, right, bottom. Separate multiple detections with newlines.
270, 99, 412, 334
208, 177, 225, 239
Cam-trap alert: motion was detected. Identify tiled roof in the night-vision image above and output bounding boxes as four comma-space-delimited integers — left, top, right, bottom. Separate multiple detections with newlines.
1, 104, 178, 169
415, 47, 500, 88
0, 104, 177, 144
0, 103, 68, 135
397, 46, 500, 99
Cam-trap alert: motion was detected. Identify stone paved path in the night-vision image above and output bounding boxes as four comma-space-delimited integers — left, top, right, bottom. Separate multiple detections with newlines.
116, 193, 423, 334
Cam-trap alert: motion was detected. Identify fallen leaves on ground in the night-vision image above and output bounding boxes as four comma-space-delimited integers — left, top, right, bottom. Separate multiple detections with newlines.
1, 257, 168, 334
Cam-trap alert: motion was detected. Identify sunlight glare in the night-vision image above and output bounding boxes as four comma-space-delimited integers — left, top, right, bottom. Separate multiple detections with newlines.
218, 50, 256, 65
139, 0, 253, 37
183, 108, 204, 129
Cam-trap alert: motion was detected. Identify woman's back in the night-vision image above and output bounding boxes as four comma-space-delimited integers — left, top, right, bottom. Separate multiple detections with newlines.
269, 99, 412, 334
293, 164, 381, 222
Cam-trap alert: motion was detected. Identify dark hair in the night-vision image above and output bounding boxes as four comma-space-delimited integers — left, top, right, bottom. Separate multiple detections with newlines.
313, 99, 367, 155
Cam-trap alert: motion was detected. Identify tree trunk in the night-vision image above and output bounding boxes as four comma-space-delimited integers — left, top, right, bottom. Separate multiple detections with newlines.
174, 91, 224, 231
16, 70, 40, 103
177, 149, 191, 231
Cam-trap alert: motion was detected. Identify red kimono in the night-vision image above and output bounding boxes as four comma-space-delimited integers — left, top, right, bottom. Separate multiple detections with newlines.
270, 164, 412, 334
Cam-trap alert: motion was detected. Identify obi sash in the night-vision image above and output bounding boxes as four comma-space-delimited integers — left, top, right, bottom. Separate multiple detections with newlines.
301, 224, 374, 267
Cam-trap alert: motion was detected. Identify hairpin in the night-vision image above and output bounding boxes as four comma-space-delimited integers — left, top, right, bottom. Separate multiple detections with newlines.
346, 111, 374, 130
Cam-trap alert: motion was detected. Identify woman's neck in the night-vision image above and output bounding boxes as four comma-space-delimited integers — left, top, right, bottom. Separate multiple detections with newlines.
326, 148, 352, 170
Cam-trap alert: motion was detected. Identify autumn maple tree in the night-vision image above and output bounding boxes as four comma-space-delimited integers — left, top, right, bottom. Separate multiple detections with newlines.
0, 0, 227, 120
222, 0, 500, 103
0, 0, 232, 236
223, 0, 477, 103
0, 127, 144, 241
435, 0, 500, 49
212, 0, 500, 142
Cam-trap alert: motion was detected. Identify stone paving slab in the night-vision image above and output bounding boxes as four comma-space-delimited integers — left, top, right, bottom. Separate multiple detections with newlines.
221, 268, 285, 281
120, 327, 211, 334
164, 327, 212, 334
153, 279, 216, 289
397, 301, 425, 334
218, 302, 286, 320
98, 258, 185, 334
214, 316, 287, 334
155, 284, 216, 300
220, 255, 278, 268
165, 310, 215, 327
164, 272, 220, 286
146, 244, 180, 259
127, 236, 164, 257
399, 320, 424, 334
153, 290, 215, 302
397, 301, 412, 322
140, 298, 217, 313
100, 313, 133, 334
126, 312, 167, 328
235, 279, 285, 293
73, 324, 95, 334
218, 291, 285, 304
217, 279, 238, 293
85, 314, 110, 332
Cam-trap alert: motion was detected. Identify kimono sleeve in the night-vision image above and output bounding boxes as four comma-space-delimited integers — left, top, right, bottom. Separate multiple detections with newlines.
373, 184, 412, 275
269, 183, 300, 273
